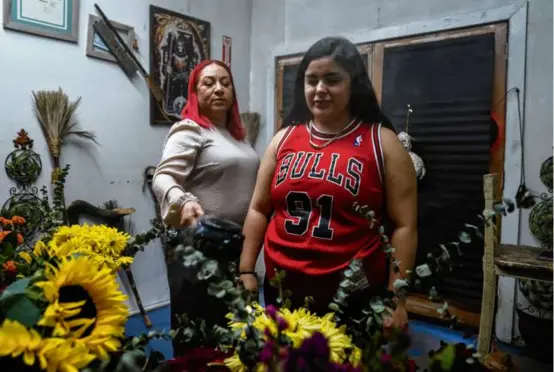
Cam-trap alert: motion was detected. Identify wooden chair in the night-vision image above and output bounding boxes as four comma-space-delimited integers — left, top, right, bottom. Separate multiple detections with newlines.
477, 173, 553, 358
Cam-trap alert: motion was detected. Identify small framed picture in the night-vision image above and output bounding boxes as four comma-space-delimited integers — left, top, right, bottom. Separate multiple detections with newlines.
86, 14, 135, 63
2, 0, 79, 43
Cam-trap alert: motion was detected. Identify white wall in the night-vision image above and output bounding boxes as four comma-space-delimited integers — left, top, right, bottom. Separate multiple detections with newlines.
0, 0, 252, 314
249, 0, 552, 343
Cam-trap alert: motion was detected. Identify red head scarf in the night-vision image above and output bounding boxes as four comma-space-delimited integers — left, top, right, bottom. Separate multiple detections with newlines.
180, 60, 245, 141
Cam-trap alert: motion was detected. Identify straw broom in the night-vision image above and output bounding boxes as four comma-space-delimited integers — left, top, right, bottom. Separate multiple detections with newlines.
32, 88, 98, 184
240, 112, 260, 146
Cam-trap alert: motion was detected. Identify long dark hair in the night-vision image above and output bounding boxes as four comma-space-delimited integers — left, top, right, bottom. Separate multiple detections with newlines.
283, 36, 394, 131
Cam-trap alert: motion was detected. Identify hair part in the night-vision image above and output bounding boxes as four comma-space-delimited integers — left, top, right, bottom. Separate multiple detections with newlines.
283, 36, 394, 132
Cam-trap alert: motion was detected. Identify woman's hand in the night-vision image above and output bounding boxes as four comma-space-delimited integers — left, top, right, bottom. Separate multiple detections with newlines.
240, 273, 259, 292
180, 201, 204, 227
390, 300, 409, 330
383, 298, 409, 339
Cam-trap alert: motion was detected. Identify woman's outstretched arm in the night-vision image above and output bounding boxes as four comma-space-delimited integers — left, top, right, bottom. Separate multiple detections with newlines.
239, 129, 288, 291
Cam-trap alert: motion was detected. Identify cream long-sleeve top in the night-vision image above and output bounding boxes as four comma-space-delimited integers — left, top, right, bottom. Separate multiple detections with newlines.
153, 119, 260, 227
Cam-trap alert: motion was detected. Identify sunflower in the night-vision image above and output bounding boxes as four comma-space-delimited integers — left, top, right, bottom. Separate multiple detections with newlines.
19, 251, 33, 264
224, 354, 268, 372
88, 253, 134, 271
0, 319, 96, 371
226, 303, 276, 337
278, 307, 323, 347
39, 338, 96, 372
318, 313, 357, 364
33, 240, 48, 257
0, 319, 43, 366
49, 225, 75, 247
34, 256, 129, 360
92, 224, 129, 255
48, 224, 132, 271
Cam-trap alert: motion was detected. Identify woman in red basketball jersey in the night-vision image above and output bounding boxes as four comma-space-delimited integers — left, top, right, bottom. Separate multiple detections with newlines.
239, 37, 417, 328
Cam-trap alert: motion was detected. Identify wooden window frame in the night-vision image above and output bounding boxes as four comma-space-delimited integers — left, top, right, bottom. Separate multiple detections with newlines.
274, 53, 302, 133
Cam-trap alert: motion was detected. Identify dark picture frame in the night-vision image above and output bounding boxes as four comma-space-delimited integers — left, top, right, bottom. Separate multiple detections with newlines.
149, 5, 210, 125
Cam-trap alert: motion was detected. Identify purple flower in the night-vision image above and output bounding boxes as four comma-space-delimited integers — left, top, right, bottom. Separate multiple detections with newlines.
277, 316, 289, 331
282, 332, 333, 372
296, 358, 309, 370
380, 353, 392, 364
259, 340, 276, 364
299, 332, 330, 359
266, 305, 278, 320
330, 363, 363, 372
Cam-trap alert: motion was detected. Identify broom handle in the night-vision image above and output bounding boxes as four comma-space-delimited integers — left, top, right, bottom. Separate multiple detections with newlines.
124, 266, 152, 328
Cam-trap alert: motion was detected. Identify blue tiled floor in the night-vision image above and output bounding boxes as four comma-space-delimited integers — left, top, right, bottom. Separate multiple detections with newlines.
125, 306, 173, 360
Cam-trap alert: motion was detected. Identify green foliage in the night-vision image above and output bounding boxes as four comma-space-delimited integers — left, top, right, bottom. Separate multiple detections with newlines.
0, 277, 42, 327
0, 233, 17, 266
123, 219, 164, 257
170, 242, 257, 353
38, 164, 70, 238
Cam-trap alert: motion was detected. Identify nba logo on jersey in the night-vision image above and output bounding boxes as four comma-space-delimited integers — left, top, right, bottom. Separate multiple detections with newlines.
354, 135, 363, 147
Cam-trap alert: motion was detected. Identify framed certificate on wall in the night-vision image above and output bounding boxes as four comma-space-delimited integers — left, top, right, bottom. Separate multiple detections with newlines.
2, 0, 80, 43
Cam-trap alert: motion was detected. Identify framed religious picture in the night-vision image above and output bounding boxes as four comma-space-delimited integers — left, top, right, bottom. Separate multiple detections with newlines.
149, 5, 210, 125
86, 14, 135, 63
2, 0, 79, 43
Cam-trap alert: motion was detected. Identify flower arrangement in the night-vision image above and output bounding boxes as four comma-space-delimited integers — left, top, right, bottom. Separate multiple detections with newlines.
223, 303, 363, 371
0, 216, 26, 293
0, 166, 169, 372
168, 198, 518, 372
0, 162, 519, 372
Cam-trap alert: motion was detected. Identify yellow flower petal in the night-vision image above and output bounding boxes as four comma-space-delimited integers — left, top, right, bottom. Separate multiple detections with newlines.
19, 251, 32, 264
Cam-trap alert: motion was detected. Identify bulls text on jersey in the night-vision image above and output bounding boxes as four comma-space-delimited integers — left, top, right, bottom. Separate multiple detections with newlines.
275, 151, 363, 196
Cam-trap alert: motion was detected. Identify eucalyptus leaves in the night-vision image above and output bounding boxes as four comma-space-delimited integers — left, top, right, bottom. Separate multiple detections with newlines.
331, 198, 517, 326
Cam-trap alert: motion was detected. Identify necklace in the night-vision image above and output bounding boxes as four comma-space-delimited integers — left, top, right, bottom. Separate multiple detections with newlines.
309, 118, 358, 150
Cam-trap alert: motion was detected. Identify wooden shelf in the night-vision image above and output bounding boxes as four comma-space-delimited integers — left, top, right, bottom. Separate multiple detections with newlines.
494, 244, 553, 282
406, 293, 481, 328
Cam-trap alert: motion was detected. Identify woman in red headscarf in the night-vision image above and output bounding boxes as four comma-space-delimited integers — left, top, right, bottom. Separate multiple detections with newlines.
153, 60, 259, 355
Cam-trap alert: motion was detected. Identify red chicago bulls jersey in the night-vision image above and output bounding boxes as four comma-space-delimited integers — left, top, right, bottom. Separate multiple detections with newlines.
264, 120, 387, 284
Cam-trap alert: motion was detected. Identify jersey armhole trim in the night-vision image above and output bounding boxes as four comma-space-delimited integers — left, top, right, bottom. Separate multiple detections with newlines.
276, 125, 295, 159
371, 122, 385, 185
378, 123, 385, 177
